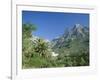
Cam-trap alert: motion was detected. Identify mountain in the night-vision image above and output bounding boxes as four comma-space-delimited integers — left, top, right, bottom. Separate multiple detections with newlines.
51, 24, 89, 56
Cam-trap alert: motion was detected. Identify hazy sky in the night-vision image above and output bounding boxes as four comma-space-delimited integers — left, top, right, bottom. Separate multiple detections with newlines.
22, 11, 89, 40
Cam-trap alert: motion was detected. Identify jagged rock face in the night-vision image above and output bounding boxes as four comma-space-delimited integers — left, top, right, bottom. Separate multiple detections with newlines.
51, 24, 89, 54
71, 24, 85, 37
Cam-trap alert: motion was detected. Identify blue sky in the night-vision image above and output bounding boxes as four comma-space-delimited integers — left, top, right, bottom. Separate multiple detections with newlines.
22, 11, 89, 40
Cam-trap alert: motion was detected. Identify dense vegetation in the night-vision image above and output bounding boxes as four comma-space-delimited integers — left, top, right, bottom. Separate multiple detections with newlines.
22, 23, 58, 68
53, 39, 89, 67
22, 23, 89, 69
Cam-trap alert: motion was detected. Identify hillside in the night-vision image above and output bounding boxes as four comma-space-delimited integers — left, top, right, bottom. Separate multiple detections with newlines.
52, 24, 89, 55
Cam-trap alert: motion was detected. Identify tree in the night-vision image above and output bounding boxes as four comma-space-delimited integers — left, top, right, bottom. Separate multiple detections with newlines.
22, 23, 37, 38
22, 23, 37, 68
34, 38, 51, 58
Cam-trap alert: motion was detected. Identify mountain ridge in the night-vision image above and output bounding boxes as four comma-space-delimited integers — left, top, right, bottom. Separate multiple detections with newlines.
51, 24, 89, 55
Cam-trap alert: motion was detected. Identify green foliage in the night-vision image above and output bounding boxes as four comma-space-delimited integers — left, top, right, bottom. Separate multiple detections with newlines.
22, 23, 37, 68
22, 23, 54, 68
22, 23, 37, 38
34, 38, 51, 58
53, 38, 89, 67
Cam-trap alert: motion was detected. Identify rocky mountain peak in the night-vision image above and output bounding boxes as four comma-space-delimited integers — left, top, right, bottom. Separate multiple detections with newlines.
72, 24, 83, 32
52, 24, 89, 49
